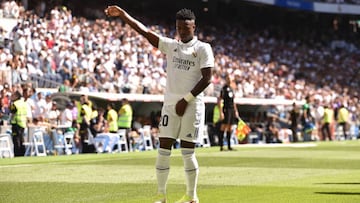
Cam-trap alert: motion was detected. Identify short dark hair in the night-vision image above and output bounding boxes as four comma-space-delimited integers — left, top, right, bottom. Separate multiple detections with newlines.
14, 91, 22, 99
176, 8, 196, 21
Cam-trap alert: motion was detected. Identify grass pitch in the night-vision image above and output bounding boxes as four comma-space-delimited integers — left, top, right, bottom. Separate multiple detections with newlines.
1, 140, 360, 203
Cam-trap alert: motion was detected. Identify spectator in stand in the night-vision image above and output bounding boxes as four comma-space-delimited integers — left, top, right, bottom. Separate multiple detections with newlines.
60, 101, 74, 127
33, 92, 46, 121
22, 88, 34, 124
48, 101, 60, 126
89, 107, 106, 138
58, 79, 71, 92
0, 46, 11, 86
0, 89, 10, 116
43, 94, 53, 121
265, 115, 282, 143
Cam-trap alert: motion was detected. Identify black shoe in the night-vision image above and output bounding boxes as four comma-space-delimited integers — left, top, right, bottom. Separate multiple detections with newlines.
220, 147, 223, 151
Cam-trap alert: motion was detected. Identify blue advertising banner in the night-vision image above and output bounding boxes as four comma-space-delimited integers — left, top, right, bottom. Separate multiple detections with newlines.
275, 0, 314, 11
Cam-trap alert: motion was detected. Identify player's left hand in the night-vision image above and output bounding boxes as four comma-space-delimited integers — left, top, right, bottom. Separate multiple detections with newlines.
175, 99, 188, 117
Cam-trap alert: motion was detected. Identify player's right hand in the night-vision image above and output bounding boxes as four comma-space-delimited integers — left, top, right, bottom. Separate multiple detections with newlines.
104, 5, 122, 17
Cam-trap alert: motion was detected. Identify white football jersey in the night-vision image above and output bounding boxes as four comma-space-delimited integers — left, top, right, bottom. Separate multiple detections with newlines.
158, 36, 214, 105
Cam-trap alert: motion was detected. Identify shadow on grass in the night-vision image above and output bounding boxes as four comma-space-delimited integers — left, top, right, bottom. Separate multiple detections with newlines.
315, 192, 360, 195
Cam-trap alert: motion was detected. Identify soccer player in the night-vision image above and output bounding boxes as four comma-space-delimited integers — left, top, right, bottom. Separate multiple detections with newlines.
105, 6, 214, 203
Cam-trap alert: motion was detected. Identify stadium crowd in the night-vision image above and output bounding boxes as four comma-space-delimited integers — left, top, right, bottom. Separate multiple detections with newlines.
0, 1, 359, 155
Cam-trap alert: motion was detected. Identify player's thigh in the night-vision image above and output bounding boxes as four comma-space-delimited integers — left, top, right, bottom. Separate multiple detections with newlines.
159, 105, 181, 139
179, 101, 205, 143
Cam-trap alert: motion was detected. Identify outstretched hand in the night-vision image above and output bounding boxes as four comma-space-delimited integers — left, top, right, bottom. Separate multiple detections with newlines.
104, 5, 123, 17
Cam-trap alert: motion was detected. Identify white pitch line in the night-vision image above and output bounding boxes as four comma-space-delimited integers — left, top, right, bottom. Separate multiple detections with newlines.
234, 143, 317, 148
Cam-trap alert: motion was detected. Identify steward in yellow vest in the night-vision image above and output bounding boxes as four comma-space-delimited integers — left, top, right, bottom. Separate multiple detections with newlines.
79, 101, 95, 153
107, 103, 118, 133
118, 99, 132, 129
10, 91, 28, 156
337, 105, 349, 139
321, 105, 333, 141
118, 98, 132, 150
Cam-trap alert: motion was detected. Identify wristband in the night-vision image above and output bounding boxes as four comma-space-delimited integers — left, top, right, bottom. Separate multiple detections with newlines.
183, 92, 195, 102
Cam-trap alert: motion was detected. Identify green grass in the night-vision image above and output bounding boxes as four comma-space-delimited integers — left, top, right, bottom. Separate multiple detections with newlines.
1, 141, 360, 203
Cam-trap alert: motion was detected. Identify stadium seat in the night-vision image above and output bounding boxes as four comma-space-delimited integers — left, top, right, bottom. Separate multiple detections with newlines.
335, 125, 346, 140
0, 133, 14, 158
116, 129, 129, 153
141, 125, 153, 151
25, 130, 47, 157
63, 131, 75, 155
198, 125, 211, 148
247, 132, 259, 144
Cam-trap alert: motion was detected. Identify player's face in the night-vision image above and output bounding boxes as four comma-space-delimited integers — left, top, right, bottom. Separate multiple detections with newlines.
176, 19, 195, 43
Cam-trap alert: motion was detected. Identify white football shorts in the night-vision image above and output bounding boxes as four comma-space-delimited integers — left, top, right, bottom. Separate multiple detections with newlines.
159, 101, 205, 143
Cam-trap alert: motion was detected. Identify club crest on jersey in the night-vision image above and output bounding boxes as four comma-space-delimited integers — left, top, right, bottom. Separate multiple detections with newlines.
174, 48, 177, 52
192, 51, 197, 57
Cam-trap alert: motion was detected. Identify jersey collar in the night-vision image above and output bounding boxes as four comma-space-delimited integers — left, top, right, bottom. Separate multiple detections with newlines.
179, 37, 198, 47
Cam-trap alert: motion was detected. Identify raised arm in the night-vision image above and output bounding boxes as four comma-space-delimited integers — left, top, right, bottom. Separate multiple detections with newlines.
105, 5, 159, 48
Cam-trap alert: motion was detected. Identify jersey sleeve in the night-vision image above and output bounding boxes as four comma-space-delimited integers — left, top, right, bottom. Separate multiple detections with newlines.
199, 43, 215, 69
158, 36, 174, 54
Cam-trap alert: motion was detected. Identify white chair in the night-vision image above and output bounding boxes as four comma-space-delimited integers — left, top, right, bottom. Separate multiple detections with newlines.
336, 125, 345, 140
32, 130, 47, 157
117, 129, 129, 153
0, 133, 14, 158
63, 132, 75, 155
247, 132, 259, 144
198, 125, 211, 148
142, 125, 153, 151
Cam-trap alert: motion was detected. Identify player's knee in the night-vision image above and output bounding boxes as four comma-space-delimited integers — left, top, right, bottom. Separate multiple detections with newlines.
181, 148, 198, 170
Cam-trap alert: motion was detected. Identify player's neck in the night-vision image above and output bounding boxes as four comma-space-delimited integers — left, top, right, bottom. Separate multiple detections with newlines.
181, 36, 194, 43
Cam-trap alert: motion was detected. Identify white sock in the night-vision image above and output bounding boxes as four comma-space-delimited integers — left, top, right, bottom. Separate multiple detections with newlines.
181, 148, 199, 199
156, 148, 171, 194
